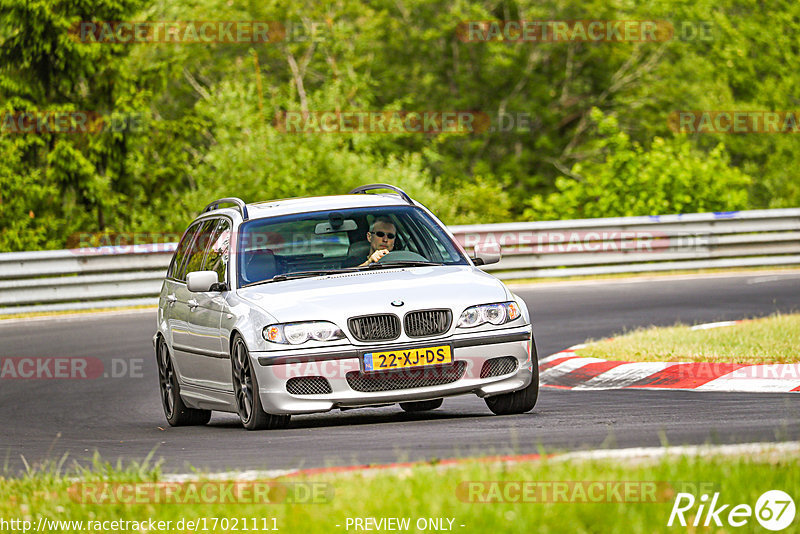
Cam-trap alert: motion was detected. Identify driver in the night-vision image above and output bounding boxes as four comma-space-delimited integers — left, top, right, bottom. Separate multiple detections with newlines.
358, 217, 396, 266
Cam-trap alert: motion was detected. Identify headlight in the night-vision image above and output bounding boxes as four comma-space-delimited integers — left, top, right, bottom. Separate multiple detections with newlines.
263, 321, 346, 345
457, 301, 521, 328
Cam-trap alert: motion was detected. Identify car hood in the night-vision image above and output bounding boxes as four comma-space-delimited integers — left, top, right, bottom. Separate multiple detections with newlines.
236, 265, 510, 325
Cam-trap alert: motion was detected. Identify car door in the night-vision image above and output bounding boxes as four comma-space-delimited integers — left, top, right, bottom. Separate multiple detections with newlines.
171, 218, 218, 385
184, 218, 234, 392
164, 222, 201, 356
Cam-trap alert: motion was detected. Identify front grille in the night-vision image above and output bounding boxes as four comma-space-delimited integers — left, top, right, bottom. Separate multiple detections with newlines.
286, 376, 333, 395
348, 314, 400, 342
346, 361, 467, 392
404, 309, 452, 338
480, 356, 519, 378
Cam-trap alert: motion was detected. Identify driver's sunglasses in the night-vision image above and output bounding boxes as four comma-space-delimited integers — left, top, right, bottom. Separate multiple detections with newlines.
371, 231, 396, 239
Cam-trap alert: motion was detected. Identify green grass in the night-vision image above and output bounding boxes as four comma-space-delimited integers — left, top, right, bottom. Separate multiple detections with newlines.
576, 313, 800, 364
1, 451, 798, 533
0, 305, 155, 321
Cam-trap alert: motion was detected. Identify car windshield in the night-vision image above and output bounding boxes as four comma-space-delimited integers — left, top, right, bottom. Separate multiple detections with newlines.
236, 206, 469, 287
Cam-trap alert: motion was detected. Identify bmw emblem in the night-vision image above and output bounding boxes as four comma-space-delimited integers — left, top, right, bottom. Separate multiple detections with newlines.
391, 300, 404, 307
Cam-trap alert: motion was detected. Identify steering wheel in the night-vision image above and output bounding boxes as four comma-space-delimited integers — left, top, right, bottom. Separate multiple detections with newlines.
377, 250, 429, 263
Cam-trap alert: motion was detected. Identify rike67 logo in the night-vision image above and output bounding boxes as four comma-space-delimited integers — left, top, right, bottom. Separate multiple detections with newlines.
668, 490, 795, 531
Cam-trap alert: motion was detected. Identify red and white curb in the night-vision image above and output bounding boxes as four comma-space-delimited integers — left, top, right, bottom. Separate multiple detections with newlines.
540, 323, 800, 393
540, 349, 800, 392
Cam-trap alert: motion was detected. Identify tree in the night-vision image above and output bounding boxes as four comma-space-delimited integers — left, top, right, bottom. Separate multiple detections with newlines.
524, 109, 751, 219
0, 0, 150, 250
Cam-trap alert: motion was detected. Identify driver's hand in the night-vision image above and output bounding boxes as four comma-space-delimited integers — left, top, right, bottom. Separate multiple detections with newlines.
369, 249, 390, 263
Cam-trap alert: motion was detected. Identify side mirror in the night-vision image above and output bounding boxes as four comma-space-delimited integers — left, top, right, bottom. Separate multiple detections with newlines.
186, 271, 225, 292
472, 242, 501, 266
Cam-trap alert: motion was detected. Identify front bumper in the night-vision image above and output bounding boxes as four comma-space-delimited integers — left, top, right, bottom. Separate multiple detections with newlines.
251, 326, 534, 414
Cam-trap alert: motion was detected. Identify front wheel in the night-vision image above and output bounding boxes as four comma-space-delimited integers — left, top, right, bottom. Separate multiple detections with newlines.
231, 335, 290, 431
156, 337, 211, 426
484, 342, 539, 415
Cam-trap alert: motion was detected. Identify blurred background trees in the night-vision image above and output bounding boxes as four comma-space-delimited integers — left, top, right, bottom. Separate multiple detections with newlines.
1, 0, 797, 250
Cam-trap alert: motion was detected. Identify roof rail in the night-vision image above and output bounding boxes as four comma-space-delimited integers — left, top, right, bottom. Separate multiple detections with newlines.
348, 183, 414, 205
202, 197, 249, 220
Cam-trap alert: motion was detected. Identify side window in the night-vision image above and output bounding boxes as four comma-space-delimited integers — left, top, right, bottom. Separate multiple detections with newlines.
168, 223, 201, 280
177, 219, 217, 281
202, 219, 231, 285
400, 212, 457, 263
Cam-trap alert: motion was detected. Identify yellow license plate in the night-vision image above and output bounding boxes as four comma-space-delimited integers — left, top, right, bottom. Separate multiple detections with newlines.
363, 345, 452, 372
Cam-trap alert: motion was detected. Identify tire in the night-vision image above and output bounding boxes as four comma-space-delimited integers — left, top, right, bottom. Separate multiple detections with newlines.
156, 337, 211, 426
231, 335, 291, 431
484, 341, 540, 416
400, 398, 443, 412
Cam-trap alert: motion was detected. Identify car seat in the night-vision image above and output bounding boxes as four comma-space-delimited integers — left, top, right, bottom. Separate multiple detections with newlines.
342, 240, 370, 268
243, 249, 277, 284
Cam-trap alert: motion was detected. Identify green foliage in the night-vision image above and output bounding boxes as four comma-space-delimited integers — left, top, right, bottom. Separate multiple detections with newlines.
180, 71, 512, 227
0, 0, 151, 249
0, 137, 61, 250
2, 452, 799, 534
0, 0, 798, 252
524, 109, 751, 220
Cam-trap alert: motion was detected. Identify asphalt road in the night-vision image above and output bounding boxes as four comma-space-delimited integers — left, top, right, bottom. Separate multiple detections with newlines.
2, 271, 799, 475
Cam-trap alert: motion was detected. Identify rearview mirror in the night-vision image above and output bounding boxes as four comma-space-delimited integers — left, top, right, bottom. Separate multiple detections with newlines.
472, 242, 501, 266
315, 219, 358, 234
186, 271, 224, 292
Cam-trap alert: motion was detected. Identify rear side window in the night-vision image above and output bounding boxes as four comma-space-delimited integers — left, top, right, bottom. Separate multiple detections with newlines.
202, 219, 231, 285
168, 222, 201, 280
176, 219, 217, 281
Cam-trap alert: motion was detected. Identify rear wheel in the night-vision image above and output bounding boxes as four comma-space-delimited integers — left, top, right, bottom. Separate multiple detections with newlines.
231, 335, 291, 430
400, 398, 443, 412
156, 337, 211, 426
484, 342, 539, 415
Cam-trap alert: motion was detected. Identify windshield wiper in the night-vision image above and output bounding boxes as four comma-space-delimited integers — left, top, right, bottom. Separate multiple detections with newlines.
242, 268, 360, 287
243, 262, 443, 287
270, 268, 361, 282
362, 260, 443, 269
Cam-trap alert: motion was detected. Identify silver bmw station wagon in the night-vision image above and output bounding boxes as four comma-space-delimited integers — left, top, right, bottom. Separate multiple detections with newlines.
154, 184, 538, 430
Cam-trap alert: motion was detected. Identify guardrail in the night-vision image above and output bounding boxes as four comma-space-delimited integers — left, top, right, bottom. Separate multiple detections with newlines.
0, 245, 176, 315
451, 208, 800, 279
0, 209, 798, 314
